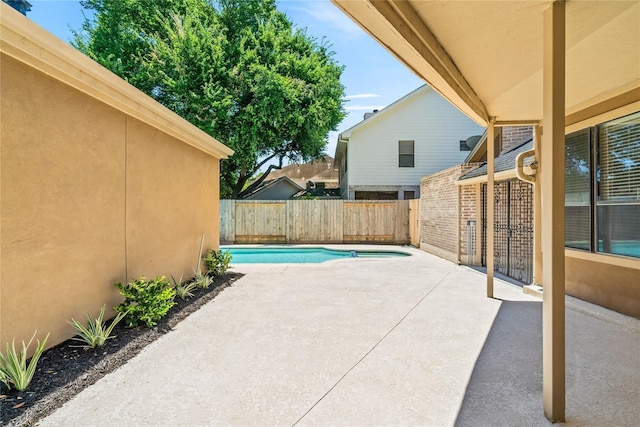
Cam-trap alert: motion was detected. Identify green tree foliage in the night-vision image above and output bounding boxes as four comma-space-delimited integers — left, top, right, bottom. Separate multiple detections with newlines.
73, 0, 346, 198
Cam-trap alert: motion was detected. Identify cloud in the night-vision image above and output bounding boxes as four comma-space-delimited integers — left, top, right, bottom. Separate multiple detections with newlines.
344, 93, 380, 100
345, 104, 386, 111
285, 1, 363, 39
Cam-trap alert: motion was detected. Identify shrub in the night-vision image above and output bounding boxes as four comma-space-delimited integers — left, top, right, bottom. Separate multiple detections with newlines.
114, 276, 176, 327
192, 269, 213, 289
0, 331, 49, 391
203, 249, 232, 277
172, 275, 197, 300
69, 305, 126, 350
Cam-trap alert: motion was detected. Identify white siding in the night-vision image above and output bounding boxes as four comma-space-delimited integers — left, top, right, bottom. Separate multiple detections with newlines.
347, 89, 484, 188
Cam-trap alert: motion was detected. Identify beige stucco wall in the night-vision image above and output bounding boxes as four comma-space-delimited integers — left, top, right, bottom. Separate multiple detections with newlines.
126, 118, 220, 280
566, 252, 640, 318
1, 17, 230, 349
1, 55, 128, 349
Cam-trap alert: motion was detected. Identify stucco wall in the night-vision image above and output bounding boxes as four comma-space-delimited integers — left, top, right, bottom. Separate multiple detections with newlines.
1, 52, 224, 348
566, 253, 640, 318
125, 118, 220, 280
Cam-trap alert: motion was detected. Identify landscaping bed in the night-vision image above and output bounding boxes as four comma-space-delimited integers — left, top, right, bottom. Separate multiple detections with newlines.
1, 272, 242, 426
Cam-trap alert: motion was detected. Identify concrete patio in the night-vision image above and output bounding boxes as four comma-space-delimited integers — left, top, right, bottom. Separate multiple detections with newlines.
39, 247, 640, 426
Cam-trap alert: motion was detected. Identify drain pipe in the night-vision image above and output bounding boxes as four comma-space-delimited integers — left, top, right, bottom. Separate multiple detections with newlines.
515, 149, 537, 185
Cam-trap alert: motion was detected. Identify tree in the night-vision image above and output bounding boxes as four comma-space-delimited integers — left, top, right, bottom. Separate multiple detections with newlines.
73, 0, 346, 198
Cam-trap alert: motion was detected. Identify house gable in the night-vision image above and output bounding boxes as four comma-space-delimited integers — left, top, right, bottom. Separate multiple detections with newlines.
338, 85, 484, 195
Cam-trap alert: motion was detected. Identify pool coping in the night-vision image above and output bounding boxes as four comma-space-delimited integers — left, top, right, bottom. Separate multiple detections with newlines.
220, 243, 417, 265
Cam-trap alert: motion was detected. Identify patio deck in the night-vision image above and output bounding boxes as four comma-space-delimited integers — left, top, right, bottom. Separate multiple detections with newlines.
39, 246, 639, 426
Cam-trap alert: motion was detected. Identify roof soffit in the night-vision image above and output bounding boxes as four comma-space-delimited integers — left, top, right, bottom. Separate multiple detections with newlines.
332, 0, 640, 124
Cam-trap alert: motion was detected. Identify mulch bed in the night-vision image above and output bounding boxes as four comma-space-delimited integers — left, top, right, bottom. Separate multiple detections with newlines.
1, 272, 243, 427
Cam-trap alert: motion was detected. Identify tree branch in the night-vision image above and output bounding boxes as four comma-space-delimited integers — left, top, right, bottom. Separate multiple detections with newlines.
237, 163, 283, 199
252, 150, 285, 174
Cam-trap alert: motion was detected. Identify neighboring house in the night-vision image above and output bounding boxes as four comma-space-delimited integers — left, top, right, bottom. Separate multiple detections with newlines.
242, 155, 339, 199
265, 155, 339, 191
335, 85, 484, 200
242, 176, 304, 200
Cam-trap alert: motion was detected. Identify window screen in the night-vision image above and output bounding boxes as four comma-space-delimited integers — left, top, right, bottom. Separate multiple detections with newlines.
565, 128, 591, 250
399, 140, 414, 167
597, 112, 640, 257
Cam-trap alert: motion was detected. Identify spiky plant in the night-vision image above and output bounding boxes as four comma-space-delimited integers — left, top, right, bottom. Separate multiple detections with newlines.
69, 305, 126, 350
0, 331, 49, 391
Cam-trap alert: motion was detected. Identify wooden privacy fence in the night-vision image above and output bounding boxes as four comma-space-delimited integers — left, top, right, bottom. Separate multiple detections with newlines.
220, 199, 411, 244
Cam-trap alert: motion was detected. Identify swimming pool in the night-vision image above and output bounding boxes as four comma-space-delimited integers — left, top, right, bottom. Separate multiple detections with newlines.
221, 246, 411, 264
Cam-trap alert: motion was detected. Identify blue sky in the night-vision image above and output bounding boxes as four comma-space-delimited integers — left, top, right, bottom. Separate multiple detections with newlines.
28, 0, 424, 159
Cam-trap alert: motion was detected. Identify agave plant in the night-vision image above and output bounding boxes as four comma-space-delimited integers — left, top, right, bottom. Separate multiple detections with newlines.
69, 305, 126, 350
0, 331, 49, 391
172, 275, 197, 300
192, 268, 213, 289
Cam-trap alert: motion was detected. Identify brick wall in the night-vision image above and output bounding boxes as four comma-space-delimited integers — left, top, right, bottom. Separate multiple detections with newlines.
501, 126, 533, 153
420, 163, 480, 262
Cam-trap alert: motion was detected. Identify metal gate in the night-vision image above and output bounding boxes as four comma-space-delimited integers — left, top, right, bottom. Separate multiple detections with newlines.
482, 179, 534, 284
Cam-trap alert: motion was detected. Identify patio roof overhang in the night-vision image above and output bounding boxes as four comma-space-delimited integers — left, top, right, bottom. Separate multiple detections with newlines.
331, 0, 639, 423
331, 0, 639, 126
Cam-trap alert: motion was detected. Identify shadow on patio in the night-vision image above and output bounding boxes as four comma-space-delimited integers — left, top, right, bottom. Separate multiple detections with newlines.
455, 295, 639, 426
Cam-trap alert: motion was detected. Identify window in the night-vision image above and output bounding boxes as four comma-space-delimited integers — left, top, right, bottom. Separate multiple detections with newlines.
565, 128, 591, 250
564, 111, 640, 258
597, 112, 640, 257
399, 140, 414, 167
404, 191, 415, 200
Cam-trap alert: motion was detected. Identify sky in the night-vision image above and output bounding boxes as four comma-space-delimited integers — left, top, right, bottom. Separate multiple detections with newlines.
27, 0, 424, 161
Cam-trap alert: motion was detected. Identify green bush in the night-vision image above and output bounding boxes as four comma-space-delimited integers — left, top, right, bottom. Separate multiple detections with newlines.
0, 331, 49, 391
203, 249, 232, 277
114, 276, 176, 327
69, 305, 126, 350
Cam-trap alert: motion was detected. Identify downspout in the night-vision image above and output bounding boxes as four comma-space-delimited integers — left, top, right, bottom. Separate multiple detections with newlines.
515, 148, 537, 185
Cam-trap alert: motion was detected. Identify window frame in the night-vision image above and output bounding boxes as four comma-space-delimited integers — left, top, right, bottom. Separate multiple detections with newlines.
564, 127, 593, 251
565, 111, 640, 259
398, 140, 415, 168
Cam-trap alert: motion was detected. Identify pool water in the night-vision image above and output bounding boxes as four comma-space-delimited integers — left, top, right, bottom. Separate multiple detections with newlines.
221, 247, 410, 264
597, 241, 640, 258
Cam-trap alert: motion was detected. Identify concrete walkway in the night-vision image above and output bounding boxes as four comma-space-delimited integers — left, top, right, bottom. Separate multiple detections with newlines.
39, 246, 640, 426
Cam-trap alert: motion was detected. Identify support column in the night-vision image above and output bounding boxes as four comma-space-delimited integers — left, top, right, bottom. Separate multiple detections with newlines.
475, 183, 482, 265
486, 118, 496, 298
533, 125, 543, 286
542, 1, 565, 422
457, 184, 462, 263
